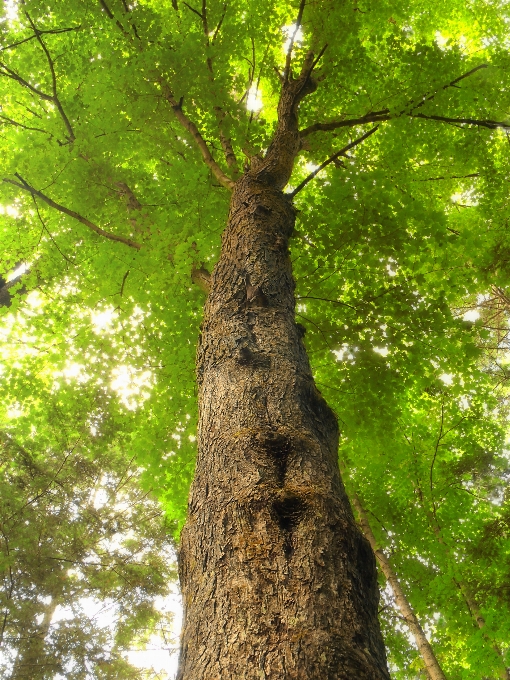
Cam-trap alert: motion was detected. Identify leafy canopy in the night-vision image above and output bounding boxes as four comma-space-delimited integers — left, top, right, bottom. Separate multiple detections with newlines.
1, 0, 510, 676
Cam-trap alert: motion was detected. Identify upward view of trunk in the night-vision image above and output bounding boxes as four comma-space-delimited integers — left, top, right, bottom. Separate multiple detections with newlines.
177, 61, 390, 680
350, 493, 447, 680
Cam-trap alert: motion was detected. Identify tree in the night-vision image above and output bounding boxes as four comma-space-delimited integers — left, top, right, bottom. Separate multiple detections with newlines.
0, 409, 178, 679
1, 0, 510, 677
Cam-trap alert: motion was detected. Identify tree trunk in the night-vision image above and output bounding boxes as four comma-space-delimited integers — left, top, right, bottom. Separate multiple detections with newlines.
351, 493, 447, 680
415, 484, 509, 680
177, 61, 390, 680
10, 597, 58, 680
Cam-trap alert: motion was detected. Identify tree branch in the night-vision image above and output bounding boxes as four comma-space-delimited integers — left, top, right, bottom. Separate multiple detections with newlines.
289, 125, 379, 197
0, 113, 51, 137
161, 83, 235, 190
3, 175, 142, 250
411, 112, 510, 129
183, 2, 205, 23
192, 266, 211, 293
300, 64, 509, 135
0, 26, 81, 53
300, 111, 390, 136
408, 64, 488, 115
283, 0, 306, 82
24, 11, 75, 143
212, 4, 227, 42
97, 0, 133, 39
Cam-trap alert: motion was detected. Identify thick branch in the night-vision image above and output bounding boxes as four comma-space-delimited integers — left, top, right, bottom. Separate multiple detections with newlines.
3, 175, 141, 250
290, 126, 379, 197
249, 51, 319, 189
161, 83, 235, 190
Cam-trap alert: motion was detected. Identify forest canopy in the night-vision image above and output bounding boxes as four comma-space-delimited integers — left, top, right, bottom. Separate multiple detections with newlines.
1, 0, 510, 677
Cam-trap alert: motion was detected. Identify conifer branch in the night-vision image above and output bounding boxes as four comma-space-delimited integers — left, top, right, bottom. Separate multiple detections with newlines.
161, 84, 235, 190
3, 175, 142, 250
289, 126, 379, 197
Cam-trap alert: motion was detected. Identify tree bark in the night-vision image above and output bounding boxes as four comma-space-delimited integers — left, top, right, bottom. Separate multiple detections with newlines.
177, 59, 390, 680
351, 493, 447, 680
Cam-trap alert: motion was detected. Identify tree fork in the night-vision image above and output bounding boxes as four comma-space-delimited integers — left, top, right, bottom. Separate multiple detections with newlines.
177, 58, 389, 680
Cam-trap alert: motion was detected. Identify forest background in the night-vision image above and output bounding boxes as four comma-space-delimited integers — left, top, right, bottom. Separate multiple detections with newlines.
0, 0, 510, 677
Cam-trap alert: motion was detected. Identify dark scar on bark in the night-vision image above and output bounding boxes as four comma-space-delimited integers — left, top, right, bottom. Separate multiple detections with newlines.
273, 493, 307, 557
262, 431, 291, 485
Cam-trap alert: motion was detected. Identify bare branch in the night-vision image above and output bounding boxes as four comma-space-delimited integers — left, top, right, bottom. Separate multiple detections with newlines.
202, 0, 209, 36
289, 125, 379, 197
214, 106, 239, 174
4, 175, 142, 250
0, 61, 54, 101
161, 83, 235, 190
310, 43, 328, 72
0, 26, 81, 53
31, 194, 74, 265
283, 0, 306, 82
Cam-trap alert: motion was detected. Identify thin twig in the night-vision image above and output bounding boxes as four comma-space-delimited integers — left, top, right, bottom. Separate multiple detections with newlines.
183, 2, 204, 22
212, 4, 227, 42
0, 113, 51, 136
0, 26, 81, 53
4, 175, 142, 250
31, 194, 74, 264
289, 125, 379, 197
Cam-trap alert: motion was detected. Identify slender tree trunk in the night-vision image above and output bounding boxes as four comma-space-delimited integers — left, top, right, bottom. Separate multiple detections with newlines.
351, 493, 447, 680
10, 598, 58, 680
177, 58, 390, 680
415, 485, 509, 680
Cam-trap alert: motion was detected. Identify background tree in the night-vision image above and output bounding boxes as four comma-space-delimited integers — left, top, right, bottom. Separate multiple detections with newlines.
1, 0, 510, 677
0, 404, 178, 680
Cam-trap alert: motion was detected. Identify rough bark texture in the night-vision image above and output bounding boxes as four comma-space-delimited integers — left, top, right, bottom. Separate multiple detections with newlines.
177, 64, 390, 680
351, 494, 447, 680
